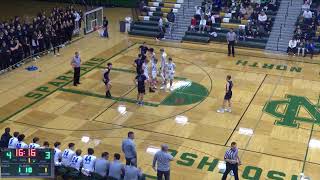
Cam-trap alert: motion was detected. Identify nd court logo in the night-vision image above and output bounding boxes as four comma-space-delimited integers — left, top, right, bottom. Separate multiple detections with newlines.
263, 95, 320, 128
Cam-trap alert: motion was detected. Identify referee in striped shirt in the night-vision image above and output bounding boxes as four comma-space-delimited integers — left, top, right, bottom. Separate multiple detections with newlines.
222, 142, 241, 180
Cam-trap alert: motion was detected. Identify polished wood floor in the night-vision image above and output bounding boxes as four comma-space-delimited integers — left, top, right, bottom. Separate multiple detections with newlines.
1, 5, 320, 180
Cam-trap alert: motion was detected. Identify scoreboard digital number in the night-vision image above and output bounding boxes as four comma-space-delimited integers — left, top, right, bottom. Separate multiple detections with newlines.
0, 148, 54, 178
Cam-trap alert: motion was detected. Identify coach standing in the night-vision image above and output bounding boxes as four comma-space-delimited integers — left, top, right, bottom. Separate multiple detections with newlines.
71, 51, 81, 86
226, 28, 237, 57
152, 144, 174, 180
122, 131, 137, 166
222, 142, 241, 180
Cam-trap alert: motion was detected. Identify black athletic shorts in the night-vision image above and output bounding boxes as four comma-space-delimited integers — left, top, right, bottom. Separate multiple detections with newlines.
138, 86, 145, 94
224, 91, 232, 100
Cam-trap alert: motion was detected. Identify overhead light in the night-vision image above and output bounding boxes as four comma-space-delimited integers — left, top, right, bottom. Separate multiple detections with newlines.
309, 139, 320, 148
146, 146, 160, 155
239, 127, 253, 136
81, 136, 90, 143
175, 115, 188, 125
117, 105, 127, 115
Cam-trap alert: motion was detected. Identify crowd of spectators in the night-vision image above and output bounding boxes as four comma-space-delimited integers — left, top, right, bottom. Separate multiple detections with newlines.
189, 0, 278, 40
0, 6, 82, 73
289, 0, 318, 58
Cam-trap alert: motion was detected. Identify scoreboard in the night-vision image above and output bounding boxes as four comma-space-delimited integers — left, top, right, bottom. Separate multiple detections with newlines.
0, 148, 54, 178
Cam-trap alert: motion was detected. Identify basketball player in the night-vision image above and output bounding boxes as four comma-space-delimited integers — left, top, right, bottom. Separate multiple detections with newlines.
82, 148, 97, 177
159, 49, 167, 89
68, 149, 83, 177
165, 58, 176, 91
29, 137, 41, 149
217, 75, 233, 113
16, 134, 28, 148
142, 58, 155, 93
61, 143, 76, 167
103, 63, 112, 98
135, 70, 147, 106
8, 131, 19, 149
41, 141, 50, 149
139, 42, 148, 56
151, 58, 158, 90
133, 54, 142, 75
54, 142, 62, 166
148, 48, 156, 64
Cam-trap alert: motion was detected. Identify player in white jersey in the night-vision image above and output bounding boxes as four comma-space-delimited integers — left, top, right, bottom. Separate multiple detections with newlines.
151, 58, 158, 90
69, 149, 83, 171
165, 58, 176, 91
65, 149, 83, 179
159, 49, 167, 89
29, 137, 41, 149
61, 143, 76, 167
53, 142, 62, 166
16, 134, 28, 148
142, 59, 154, 93
8, 132, 19, 149
148, 48, 156, 64
81, 148, 97, 176
41, 141, 50, 149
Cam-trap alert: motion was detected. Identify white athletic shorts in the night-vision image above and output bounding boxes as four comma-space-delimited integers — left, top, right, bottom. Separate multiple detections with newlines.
144, 73, 149, 80
152, 71, 157, 79
166, 72, 174, 80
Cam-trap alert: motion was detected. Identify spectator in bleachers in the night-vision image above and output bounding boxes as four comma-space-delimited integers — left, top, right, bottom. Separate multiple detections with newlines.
108, 153, 125, 180
0, 41, 10, 72
199, 16, 207, 33
0, 6, 80, 72
167, 9, 175, 37
297, 39, 306, 57
258, 11, 267, 25
287, 38, 297, 56
306, 40, 315, 58
303, 9, 313, 24
302, 1, 311, 11
190, 16, 197, 32
195, 6, 202, 20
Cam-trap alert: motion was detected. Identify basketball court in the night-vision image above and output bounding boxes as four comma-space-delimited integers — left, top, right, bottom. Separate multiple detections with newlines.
0, 33, 319, 179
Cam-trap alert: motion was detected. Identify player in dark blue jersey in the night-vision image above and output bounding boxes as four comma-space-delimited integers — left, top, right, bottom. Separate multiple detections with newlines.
139, 42, 148, 56
135, 70, 147, 106
133, 54, 144, 75
217, 75, 233, 113
103, 63, 112, 98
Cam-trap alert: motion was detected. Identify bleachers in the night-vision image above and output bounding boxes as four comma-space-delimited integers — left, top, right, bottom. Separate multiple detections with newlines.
182, 0, 280, 48
291, 0, 320, 55
129, 0, 184, 38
